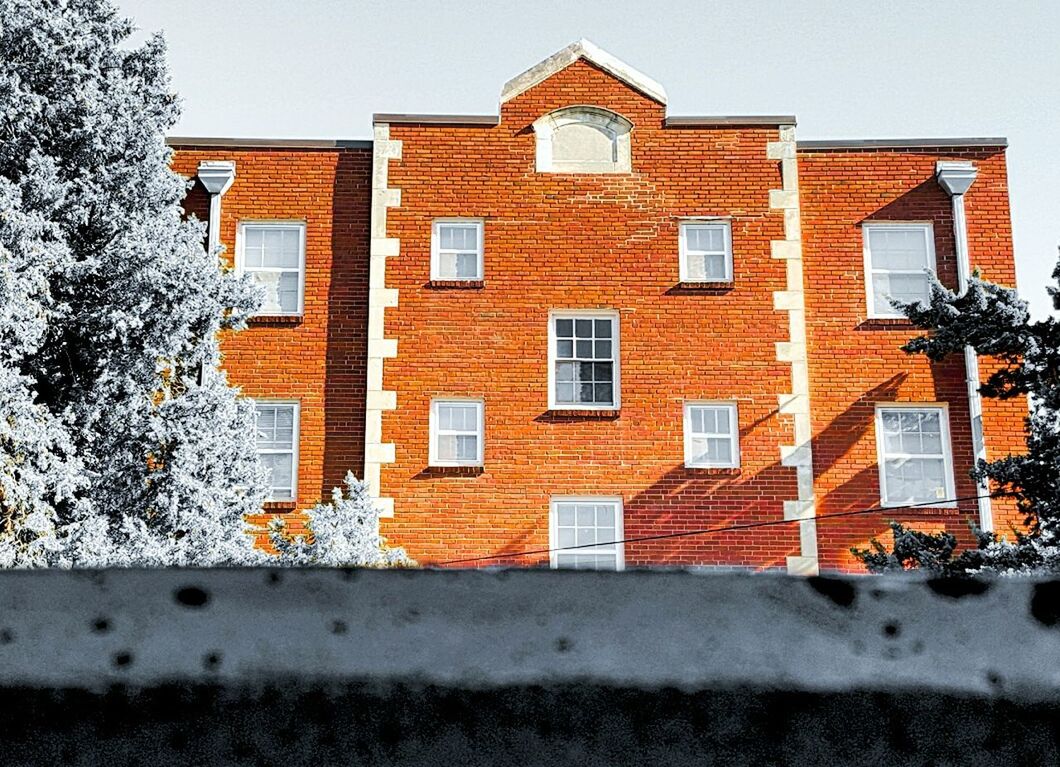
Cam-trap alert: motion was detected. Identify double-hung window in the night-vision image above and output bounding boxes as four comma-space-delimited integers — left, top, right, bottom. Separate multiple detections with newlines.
875, 405, 955, 507
429, 399, 484, 467
863, 223, 936, 318
238, 222, 306, 316
679, 220, 733, 282
254, 401, 300, 501
550, 497, 624, 571
431, 220, 483, 280
549, 312, 619, 409
684, 402, 740, 468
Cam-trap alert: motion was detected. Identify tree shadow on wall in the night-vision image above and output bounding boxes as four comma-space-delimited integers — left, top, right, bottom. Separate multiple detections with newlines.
619, 375, 910, 570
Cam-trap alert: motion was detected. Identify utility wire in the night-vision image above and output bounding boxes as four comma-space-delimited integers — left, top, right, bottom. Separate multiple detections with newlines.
441, 490, 1015, 565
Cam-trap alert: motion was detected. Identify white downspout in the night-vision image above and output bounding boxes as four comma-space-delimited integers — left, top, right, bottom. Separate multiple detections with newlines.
195, 160, 237, 385
197, 160, 237, 254
936, 161, 992, 531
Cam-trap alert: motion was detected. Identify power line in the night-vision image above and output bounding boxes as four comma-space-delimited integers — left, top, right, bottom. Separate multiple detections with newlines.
441, 490, 1015, 565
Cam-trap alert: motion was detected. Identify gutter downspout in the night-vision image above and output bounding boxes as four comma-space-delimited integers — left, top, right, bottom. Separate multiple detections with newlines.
936, 161, 993, 531
197, 160, 237, 254
195, 160, 237, 386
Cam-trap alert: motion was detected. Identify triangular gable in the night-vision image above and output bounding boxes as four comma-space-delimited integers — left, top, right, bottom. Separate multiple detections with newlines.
500, 39, 667, 105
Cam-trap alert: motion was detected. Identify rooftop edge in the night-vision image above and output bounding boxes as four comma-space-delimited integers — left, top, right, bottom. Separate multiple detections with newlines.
797, 137, 1008, 150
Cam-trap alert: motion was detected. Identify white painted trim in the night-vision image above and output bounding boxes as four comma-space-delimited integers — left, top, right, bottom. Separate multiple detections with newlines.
430, 219, 484, 281
549, 495, 626, 571
678, 219, 734, 282
683, 401, 740, 469
861, 222, 937, 320
235, 220, 307, 317
429, 398, 485, 467
501, 39, 667, 105
874, 403, 957, 509
251, 399, 301, 502
547, 310, 621, 411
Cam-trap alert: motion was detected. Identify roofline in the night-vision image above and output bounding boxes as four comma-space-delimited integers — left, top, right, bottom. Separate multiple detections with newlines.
372, 113, 500, 126
665, 115, 796, 127
797, 137, 1008, 150
501, 39, 667, 105
166, 137, 372, 149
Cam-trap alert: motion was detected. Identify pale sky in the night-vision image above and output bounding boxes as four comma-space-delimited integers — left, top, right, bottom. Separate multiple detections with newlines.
119, 0, 1060, 317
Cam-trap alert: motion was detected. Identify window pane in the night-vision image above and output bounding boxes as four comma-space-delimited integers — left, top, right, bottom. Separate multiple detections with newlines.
579, 382, 595, 402
872, 273, 929, 313
437, 435, 458, 461
456, 253, 478, 279
557, 504, 575, 526
556, 383, 574, 403
575, 319, 593, 338
593, 362, 612, 382
576, 505, 594, 526
555, 319, 573, 337
703, 254, 727, 279
557, 339, 573, 358
558, 528, 576, 548
594, 340, 612, 359
594, 319, 612, 338
707, 438, 732, 463
262, 453, 293, 496
456, 435, 478, 460
594, 383, 613, 404
556, 361, 575, 382
576, 340, 593, 358
687, 225, 725, 253
868, 228, 929, 270
277, 272, 299, 313
245, 227, 264, 250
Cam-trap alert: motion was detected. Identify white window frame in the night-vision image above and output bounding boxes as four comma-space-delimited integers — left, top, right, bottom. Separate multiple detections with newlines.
549, 496, 625, 571
874, 403, 956, 509
428, 398, 485, 467
430, 219, 484, 281
679, 220, 733, 283
683, 401, 740, 468
547, 310, 621, 411
236, 220, 307, 316
253, 399, 300, 502
862, 222, 936, 319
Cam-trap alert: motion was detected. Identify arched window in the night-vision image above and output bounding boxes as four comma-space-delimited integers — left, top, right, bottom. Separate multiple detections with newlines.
532, 106, 633, 173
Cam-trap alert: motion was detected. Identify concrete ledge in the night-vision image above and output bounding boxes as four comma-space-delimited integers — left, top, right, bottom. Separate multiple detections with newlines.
0, 570, 1058, 764
798, 137, 1008, 151
167, 136, 372, 149
666, 115, 797, 127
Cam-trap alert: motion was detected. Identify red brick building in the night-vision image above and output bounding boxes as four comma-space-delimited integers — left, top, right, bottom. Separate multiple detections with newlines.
170, 41, 1025, 573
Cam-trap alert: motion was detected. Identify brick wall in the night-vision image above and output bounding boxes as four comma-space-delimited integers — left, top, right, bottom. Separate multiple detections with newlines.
798, 146, 1026, 570
171, 146, 372, 546
378, 60, 801, 567
170, 61, 1025, 571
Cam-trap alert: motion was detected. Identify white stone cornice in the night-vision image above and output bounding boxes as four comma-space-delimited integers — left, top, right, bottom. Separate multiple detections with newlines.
500, 39, 667, 105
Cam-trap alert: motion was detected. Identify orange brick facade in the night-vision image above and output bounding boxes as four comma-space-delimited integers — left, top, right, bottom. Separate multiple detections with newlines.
171, 145, 372, 547
170, 46, 1025, 571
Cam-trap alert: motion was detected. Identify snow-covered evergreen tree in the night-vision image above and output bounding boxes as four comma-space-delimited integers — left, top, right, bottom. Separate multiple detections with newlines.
270, 473, 411, 567
854, 257, 1060, 575
0, 0, 270, 566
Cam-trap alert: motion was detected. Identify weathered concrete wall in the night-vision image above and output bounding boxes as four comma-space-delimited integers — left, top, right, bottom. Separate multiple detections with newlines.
0, 569, 1058, 765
